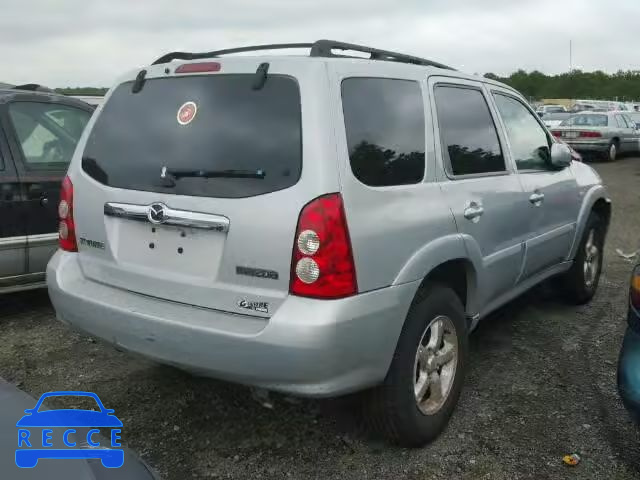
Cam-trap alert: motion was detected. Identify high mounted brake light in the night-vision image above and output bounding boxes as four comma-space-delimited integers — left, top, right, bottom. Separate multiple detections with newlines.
175, 62, 221, 74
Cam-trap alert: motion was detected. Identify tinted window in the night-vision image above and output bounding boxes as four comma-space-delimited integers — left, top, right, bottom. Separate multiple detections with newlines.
83, 75, 301, 198
8, 102, 90, 169
434, 86, 505, 176
561, 114, 608, 127
494, 94, 551, 171
342, 78, 425, 186
625, 114, 638, 127
615, 115, 628, 128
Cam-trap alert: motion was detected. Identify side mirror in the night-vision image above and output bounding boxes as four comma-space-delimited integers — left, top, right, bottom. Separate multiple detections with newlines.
550, 143, 572, 168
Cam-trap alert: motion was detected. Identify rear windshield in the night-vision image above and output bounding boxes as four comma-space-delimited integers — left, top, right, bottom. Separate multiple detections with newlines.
82, 75, 302, 198
560, 114, 608, 127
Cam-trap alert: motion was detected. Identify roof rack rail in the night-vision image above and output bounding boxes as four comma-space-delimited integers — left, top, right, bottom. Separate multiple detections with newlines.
151, 39, 455, 70
12, 83, 54, 93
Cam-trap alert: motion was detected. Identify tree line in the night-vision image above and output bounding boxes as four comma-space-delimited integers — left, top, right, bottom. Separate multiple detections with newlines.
483, 70, 640, 102
56, 69, 640, 102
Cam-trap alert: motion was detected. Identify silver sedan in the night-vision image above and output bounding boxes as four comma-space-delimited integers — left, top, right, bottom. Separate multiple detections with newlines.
550, 111, 640, 161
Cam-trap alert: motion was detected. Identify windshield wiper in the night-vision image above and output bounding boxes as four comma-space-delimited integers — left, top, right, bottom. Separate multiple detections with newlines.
160, 167, 265, 187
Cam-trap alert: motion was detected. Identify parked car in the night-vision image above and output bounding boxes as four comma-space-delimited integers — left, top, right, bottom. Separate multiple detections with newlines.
550, 111, 640, 161
47, 40, 611, 446
536, 104, 567, 116
627, 112, 640, 129
542, 112, 572, 128
0, 85, 92, 293
618, 265, 640, 425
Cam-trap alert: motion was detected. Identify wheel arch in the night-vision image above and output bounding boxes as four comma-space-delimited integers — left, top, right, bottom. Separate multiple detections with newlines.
393, 234, 481, 318
568, 186, 611, 261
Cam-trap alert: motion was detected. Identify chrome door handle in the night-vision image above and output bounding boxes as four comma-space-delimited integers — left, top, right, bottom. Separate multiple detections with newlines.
463, 202, 484, 222
529, 192, 545, 206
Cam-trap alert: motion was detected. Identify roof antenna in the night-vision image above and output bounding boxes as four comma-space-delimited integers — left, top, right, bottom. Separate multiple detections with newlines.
131, 69, 147, 94
252, 63, 270, 90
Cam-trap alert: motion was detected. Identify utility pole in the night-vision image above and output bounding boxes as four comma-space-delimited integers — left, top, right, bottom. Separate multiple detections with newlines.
569, 40, 573, 74
569, 40, 574, 110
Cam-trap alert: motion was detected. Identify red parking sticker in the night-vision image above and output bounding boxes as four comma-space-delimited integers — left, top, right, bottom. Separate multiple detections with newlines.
177, 101, 197, 125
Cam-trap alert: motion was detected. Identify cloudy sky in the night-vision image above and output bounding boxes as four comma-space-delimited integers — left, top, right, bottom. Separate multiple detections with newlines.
2, 0, 638, 88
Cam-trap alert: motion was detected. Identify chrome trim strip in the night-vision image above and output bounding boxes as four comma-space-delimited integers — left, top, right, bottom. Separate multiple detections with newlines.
0, 235, 28, 250
28, 233, 59, 247
0, 272, 45, 287
104, 202, 230, 232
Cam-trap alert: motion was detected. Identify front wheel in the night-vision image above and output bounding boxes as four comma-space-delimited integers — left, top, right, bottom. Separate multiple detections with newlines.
560, 212, 604, 304
364, 283, 468, 447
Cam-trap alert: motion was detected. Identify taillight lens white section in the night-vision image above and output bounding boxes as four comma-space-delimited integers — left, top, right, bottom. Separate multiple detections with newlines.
59, 221, 69, 239
58, 200, 70, 220
295, 258, 320, 284
297, 229, 320, 255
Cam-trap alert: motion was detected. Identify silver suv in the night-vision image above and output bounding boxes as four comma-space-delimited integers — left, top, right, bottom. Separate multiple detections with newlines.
47, 40, 611, 446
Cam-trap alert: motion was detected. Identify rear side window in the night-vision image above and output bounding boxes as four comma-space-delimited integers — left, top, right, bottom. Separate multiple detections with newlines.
341, 78, 425, 186
8, 102, 90, 170
561, 114, 608, 127
434, 86, 505, 176
615, 115, 628, 128
82, 75, 301, 198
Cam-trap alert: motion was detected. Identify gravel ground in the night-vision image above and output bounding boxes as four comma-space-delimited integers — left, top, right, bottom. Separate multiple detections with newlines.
2, 157, 640, 479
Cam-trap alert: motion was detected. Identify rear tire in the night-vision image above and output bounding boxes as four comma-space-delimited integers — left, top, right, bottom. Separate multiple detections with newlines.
560, 212, 604, 304
604, 140, 618, 162
364, 283, 468, 447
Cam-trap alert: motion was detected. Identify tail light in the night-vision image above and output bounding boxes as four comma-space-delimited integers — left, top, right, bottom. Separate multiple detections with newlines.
290, 193, 357, 299
579, 131, 602, 138
630, 266, 640, 311
551, 131, 562, 137
58, 176, 77, 252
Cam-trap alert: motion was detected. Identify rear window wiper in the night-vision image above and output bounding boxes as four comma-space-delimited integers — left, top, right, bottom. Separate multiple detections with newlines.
160, 166, 265, 187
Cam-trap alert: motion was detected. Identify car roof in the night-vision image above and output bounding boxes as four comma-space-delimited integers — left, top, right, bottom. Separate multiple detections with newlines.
0, 86, 93, 111
144, 40, 523, 98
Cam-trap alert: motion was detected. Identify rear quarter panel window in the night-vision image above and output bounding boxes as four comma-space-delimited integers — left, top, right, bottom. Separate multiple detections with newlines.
82, 75, 302, 198
341, 78, 425, 186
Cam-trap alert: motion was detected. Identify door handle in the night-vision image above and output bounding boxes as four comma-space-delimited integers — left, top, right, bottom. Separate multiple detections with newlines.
529, 191, 545, 206
463, 202, 484, 222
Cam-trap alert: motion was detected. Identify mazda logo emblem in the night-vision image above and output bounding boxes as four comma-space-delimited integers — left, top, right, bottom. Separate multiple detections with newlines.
147, 203, 167, 224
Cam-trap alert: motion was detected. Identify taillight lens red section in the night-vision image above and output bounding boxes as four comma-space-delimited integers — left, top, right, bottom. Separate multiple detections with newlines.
551, 131, 562, 137
579, 131, 602, 138
290, 193, 357, 299
175, 62, 221, 74
58, 176, 77, 252
630, 266, 640, 310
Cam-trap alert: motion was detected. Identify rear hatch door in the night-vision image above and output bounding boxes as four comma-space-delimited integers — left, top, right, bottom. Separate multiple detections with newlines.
71, 59, 335, 318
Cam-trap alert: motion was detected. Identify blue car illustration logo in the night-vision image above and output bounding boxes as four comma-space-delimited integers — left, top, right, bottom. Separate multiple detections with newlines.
16, 391, 123, 468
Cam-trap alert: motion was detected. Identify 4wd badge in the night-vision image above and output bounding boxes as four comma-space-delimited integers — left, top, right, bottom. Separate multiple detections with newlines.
237, 299, 269, 314
177, 101, 197, 125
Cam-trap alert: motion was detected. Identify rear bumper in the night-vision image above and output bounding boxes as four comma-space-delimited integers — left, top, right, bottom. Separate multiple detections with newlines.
47, 251, 419, 397
617, 316, 640, 424
565, 140, 609, 153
